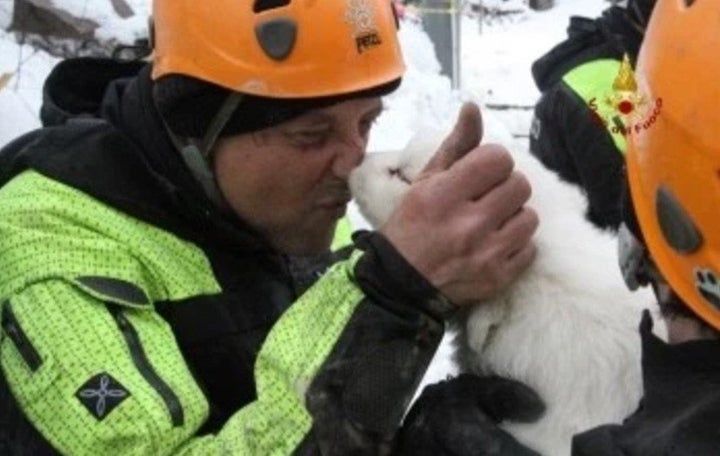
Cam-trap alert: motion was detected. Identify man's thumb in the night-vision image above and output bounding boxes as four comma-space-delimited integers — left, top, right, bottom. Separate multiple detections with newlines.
423, 102, 484, 173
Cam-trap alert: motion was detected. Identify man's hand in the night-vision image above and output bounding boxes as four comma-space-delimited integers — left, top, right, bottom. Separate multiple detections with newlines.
394, 374, 545, 456
381, 102, 539, 306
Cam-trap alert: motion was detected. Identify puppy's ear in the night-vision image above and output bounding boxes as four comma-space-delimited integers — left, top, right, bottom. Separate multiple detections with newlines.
420, 102, 484, 175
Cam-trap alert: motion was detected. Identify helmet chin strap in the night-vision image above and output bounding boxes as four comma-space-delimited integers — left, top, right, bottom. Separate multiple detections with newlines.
163, 92, 245, 209
618, 222, 663, 291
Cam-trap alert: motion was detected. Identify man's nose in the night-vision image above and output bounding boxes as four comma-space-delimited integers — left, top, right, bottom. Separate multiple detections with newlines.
331, 133, 366, 180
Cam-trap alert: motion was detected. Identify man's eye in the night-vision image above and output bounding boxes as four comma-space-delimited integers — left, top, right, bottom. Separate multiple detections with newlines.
289, 131, 329, 147
300, 132, 326, 141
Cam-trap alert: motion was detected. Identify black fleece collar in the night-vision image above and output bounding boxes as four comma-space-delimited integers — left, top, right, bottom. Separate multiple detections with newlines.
638, 311, 720, 405
572, 312, 720, 455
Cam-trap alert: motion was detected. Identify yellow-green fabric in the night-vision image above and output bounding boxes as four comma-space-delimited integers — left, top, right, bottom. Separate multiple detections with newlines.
2, 280, 211, 455
331, 215, 354, 251
0, 172, 219, 302
562, 59, 627, 153
179, 251, 365, 455
0, 171, 367, 454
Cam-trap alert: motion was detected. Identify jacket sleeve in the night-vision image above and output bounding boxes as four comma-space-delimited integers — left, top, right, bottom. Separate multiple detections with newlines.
530, 82, 582, 186
1, 233, 447, 456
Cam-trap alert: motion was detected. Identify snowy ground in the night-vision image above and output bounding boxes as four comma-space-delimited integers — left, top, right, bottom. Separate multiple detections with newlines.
0, 0, 150, 143
0, 0, 612, 393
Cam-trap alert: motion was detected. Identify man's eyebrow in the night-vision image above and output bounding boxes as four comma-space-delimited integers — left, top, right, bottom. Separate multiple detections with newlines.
288, 101, 385, 128
292, 111, 334, 127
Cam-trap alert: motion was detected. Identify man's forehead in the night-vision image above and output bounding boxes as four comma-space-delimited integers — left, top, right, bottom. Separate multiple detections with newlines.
296, 98, 384, 122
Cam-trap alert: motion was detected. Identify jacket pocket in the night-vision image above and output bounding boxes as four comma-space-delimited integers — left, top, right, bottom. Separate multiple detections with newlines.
2, 301, 42, 372
0, 300, 61, 408
105, 304, 184, 427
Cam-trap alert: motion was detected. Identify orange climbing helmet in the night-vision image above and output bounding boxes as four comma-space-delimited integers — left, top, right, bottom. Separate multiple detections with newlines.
151, 0, 405, 98
624, 0, 720, 328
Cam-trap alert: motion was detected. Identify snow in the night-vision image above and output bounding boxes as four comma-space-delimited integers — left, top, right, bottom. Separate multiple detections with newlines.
0, 0, 151, 142
32, 0, 150, 42
0, 27, 59, 143
372, 0, 607, 154
0, 0, 611, 395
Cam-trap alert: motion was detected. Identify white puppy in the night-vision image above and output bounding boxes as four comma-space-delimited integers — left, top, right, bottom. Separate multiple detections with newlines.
349, 116, 664, 456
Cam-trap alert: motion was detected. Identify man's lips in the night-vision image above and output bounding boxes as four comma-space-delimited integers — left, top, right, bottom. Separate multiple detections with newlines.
316, 184, 352, 209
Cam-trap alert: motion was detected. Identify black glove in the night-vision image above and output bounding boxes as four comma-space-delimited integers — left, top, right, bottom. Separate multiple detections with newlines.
394, 374, 546, 456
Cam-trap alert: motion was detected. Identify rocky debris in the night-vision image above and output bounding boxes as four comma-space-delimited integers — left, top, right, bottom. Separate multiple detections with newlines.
7, 0, 140, 58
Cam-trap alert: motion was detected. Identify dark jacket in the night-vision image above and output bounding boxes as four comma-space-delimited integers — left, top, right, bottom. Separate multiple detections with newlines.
529, 4, 647, 230
0, 58, 448, 455
573, 312, 720, 455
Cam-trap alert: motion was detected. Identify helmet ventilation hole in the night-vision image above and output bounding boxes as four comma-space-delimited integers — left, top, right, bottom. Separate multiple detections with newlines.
254, 0, 291, 13
256, 19, 298, 61
656, 185, 703, 254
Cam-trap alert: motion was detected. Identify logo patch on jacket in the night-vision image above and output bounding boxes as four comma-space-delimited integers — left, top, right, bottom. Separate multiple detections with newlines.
76, 373, 130, 421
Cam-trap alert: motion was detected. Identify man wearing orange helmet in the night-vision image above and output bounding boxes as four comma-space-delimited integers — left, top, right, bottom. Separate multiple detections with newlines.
572, 0, 720, 453
0, 0, 539, 454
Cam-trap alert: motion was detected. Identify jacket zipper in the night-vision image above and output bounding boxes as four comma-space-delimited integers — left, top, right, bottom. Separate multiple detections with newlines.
106, 304, 184, 427
1, 301, 43, 372
280, 253, 301, 300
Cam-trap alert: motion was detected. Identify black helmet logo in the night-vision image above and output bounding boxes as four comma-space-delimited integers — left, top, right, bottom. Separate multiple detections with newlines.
696, 268, 720, 310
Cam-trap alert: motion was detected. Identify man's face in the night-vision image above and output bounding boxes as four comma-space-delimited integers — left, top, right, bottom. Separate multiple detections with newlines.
653, 279, 720, 343
213, 97, 384, 255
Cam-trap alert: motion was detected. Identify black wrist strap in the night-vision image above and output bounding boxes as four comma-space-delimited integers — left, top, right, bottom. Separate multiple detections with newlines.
352, 230, 457, 321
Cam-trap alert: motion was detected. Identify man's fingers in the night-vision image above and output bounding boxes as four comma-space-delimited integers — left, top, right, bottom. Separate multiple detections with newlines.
472, 171, 533, 231
422, 102, 484, 174
493, 207, 539, 257
501, 242, 538, 285
432, 144, 514, 206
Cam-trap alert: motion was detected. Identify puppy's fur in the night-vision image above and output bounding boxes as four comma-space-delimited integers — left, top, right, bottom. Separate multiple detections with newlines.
349, 118, 663, 455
